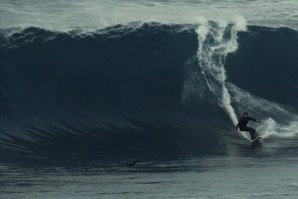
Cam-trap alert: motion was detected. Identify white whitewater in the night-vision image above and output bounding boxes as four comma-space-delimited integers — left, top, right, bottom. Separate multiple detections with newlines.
194, 19, 298, 140
228, 83, 298, 139
195, 19, 246, 125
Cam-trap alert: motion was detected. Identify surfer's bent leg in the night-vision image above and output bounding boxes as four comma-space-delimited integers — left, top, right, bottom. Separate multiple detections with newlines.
247, 127, 256, 140
242, 127, 256, 140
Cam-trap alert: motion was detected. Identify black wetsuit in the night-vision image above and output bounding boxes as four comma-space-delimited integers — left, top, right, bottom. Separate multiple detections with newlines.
236, 116, 257, 140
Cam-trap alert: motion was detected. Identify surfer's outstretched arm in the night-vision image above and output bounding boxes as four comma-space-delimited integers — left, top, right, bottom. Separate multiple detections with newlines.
249, 117, 261, 123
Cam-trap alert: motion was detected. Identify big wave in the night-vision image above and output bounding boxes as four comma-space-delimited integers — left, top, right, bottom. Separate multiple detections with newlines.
1, 21, 298, 162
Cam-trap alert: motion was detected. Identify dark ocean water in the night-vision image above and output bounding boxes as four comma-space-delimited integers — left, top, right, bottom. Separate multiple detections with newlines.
1, 2, 298, 197
1, 23, 298, 163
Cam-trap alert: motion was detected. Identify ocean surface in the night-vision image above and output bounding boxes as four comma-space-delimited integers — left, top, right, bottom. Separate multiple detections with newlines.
1, 0, 298, 198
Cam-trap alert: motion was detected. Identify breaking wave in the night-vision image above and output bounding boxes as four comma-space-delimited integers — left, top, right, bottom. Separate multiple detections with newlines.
1, 21, 298, 162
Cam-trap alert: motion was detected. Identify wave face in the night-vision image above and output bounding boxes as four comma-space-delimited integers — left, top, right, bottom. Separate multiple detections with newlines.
1, 22, 298, 162
226, 26, 298, 108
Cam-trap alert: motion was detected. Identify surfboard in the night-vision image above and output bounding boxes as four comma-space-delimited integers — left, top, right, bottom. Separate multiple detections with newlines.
251, 136, 262, 145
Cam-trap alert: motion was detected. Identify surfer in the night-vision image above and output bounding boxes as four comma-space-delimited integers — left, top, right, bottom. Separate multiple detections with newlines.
236, 112, 261, 140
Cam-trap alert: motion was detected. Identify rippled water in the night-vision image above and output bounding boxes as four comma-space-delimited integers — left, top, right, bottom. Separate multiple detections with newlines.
1, 154, 298, 199
2, 136, 298, 199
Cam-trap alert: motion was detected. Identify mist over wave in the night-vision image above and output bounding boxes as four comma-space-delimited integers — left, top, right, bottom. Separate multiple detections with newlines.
1, 0, 298, 30
1, 20, 298, 162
